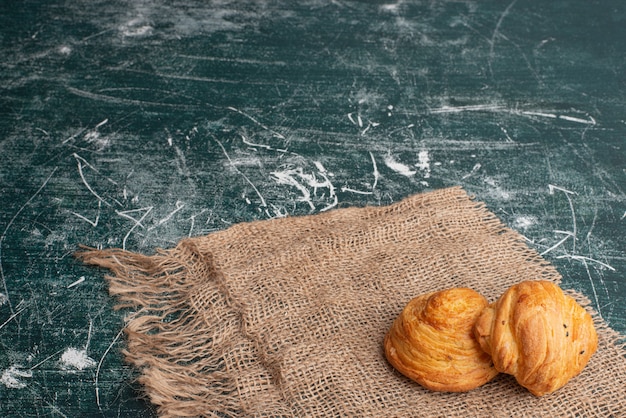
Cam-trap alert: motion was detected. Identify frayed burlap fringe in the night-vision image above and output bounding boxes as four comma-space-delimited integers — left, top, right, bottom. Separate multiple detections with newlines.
77, 187, 626, 417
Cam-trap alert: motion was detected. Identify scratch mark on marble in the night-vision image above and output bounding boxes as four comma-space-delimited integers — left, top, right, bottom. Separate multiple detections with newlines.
73, 154, 114, 208
558, 256, 604, 319
149, 201, 185, 230
176, 54, 288, 66
521, 111, 557, 119
549, 184, 577, 253
429, 105, 597, 125
488, 0, 519, 76
430, 104, 505, 114
538, 185, 612, 318
67, 86, 199, 109
67, 276, 86, 289
0, 168, 57, 314
146, 70, 281, 87
341, 152, 379, 195
241, 134, 273, 151
227, 106, 286, 139
558, 115, 596, 125
462, 163, 482, 179
71, 200, 102, 227
370, 152, 380, 190
0, 301, 26, 331
240, 133, 300, 157
556, 255, 616, 272
215, 138, 268, 211
317, 172, 338, 212
116, 207, 154, 250
29, 349, 65, 371
95, 328, 124, 410
361, 122, 371, 136
187, 209, 209, 237
540, 230, 575, 256
498, 124, 514, 142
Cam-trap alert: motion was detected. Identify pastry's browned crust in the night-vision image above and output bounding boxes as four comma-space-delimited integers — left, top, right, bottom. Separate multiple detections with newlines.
473, 280, 598, 396
384, 288, 499, 392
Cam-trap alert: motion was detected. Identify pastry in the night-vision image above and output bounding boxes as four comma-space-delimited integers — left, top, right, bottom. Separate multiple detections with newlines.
473, 280, 598, 396
384, 288, 499, 392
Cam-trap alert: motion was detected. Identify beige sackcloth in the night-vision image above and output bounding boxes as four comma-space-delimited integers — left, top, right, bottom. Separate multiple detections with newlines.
78, 187, 626, 417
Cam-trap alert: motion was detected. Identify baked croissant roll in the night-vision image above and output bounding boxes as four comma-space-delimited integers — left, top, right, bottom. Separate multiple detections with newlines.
473, 280, 598, 396
384, 288, 499, 392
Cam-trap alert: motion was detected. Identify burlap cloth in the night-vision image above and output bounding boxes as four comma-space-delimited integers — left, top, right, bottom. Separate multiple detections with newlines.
78, 187, 626, 417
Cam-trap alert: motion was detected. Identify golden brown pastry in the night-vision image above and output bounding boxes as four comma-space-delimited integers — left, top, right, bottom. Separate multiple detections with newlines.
384, 288, 499, 392
473, 280, 598, 396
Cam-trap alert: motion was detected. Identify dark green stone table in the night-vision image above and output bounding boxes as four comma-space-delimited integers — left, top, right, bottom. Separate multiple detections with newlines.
1, 1, 624, 415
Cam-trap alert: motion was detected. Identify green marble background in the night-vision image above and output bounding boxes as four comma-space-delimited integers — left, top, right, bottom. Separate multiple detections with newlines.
1, 1, 624, 416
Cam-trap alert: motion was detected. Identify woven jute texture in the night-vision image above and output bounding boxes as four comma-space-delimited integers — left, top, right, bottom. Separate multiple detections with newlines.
78, 187, 626, 417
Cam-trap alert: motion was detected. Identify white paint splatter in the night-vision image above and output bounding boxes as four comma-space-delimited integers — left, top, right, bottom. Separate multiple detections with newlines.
272, 168, 315, 211
83, 131, 111, 151
380, 2, 402, 13
384, 155, 416, 177
512, 215, 537, 231
60, 347, 97, 371
120, 18, 153, 37
1, 365, 32, 389
271, 165, 338, 212
483, 176, 511, 200
416, 150, 431, 178
58, 45, 72, 55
